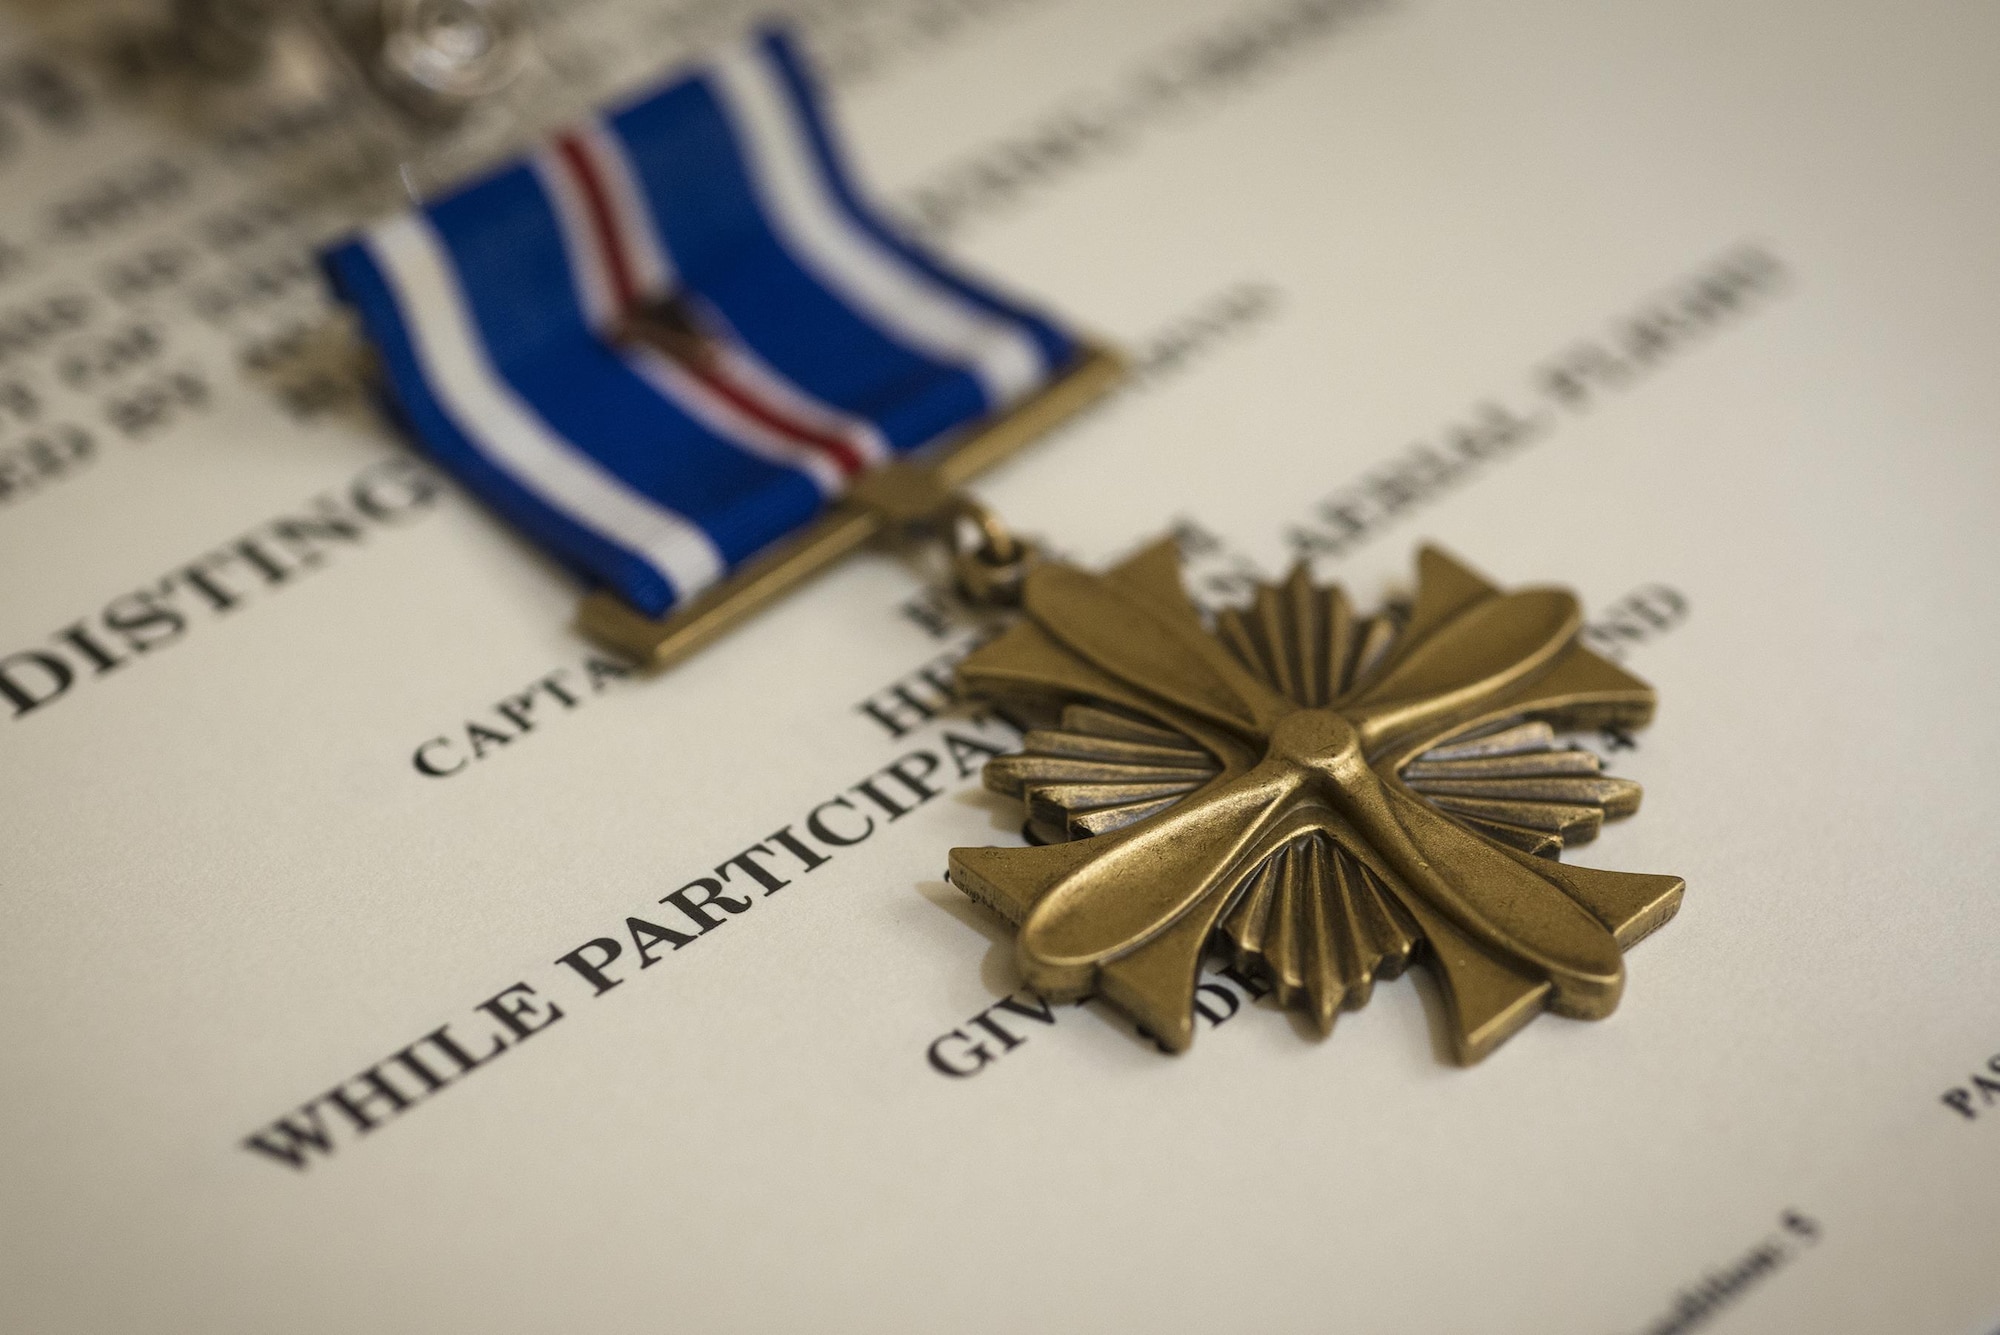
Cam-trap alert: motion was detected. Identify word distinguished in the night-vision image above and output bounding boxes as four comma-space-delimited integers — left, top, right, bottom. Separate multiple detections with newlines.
241, 710, 1021, 1173
0, 455, 442, 720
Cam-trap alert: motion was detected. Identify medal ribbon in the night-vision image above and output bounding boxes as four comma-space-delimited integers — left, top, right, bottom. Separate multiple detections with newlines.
323, 27, 1078, 617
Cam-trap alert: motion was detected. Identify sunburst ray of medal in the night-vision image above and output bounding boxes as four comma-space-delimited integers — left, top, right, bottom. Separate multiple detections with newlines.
947, 542, 1684, 1062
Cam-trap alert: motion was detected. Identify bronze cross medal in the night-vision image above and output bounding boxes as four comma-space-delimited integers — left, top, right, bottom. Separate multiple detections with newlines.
947, 542, 1684, 1061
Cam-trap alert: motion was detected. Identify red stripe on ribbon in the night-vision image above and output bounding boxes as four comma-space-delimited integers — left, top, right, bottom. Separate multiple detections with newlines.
680, 356, 867, 475
555, 130, 867, 479
555, 132, 642, 312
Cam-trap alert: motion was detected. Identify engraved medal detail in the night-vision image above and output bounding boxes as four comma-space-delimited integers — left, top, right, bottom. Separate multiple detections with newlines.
948, 543, 1683, 1062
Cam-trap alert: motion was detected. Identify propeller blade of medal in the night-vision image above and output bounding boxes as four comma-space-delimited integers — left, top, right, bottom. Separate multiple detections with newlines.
1345, 589, 1584, 752
1020, 563, 1295, 741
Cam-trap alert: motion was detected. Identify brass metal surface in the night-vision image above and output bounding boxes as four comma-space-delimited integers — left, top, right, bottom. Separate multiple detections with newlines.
577, 344, 1124, 667
948, 544, 1683, 1061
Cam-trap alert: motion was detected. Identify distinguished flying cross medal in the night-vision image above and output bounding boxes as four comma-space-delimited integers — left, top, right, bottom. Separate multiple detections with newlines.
324, 25, 1681, 1065
949, 545, 1681, 1059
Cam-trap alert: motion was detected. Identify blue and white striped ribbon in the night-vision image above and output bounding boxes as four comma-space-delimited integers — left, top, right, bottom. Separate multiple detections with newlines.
323, 26, 1077, 618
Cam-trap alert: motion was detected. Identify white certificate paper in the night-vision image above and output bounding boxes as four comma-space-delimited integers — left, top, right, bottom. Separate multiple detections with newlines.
2, 3, 1998, 1332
